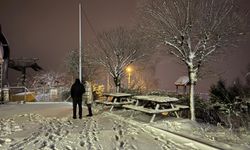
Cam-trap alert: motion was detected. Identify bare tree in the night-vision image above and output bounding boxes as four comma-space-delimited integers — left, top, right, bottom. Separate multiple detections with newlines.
89, 27, 149, 92
65, 50, 79, 80
141, 0, 248, 121
122, 63, 159, 93
28, 71, 70, 88
131, 61, 160, 92
64, 50, 102, 83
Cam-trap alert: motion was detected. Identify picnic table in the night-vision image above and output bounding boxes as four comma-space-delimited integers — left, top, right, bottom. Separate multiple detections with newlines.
95, 93, 134, 111
123, 95, 189, 123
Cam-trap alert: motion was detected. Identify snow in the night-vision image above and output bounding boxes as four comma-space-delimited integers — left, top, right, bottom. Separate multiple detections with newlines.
0, 103, 249, 150
133, 95, 179, 102
174, 76, 189, 86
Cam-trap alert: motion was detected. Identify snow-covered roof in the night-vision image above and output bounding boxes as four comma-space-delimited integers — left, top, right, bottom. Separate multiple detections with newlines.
174, 76, 189, 86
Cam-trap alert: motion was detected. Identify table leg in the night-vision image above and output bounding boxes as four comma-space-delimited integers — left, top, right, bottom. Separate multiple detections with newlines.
150, 104, 160, 123
135, 100, 139, 106
101, 96, 109, 111
130, 100, 139, 118
171, 104, 179, 118
110, 97, 116, 111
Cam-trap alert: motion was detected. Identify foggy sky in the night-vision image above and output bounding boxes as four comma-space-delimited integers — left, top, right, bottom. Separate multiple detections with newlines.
0, 0, 249, 92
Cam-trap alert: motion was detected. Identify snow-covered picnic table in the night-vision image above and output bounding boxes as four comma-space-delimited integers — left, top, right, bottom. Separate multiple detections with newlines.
123, 95, 189, 123
95, 93, 134, 111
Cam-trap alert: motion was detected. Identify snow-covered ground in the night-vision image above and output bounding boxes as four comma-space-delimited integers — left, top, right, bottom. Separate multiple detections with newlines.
0, 103, 249, 150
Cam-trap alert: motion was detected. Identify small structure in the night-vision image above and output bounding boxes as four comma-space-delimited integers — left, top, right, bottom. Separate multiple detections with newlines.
0, 25, 10, 103
174, 76, 189, 95
9, 58, 42, 86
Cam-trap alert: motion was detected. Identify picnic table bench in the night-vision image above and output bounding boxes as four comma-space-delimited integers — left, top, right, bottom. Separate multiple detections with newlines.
174, 104, 189, 109
95, 93, 134, 111
123, 95, 189, 123
123, 105, 179, 114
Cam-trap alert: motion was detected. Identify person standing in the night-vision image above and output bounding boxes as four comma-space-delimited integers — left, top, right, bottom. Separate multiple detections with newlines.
84, 80, 93, 117
70, 79, 85, 119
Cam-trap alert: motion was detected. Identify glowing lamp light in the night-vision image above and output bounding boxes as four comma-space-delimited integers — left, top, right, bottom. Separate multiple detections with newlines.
126, 66, 132, 88
126, 66, 132, 73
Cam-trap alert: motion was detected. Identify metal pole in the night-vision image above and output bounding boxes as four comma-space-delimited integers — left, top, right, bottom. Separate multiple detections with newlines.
107, 73, 110, 92
79, 3, 82, 82
128, 72, 131, 88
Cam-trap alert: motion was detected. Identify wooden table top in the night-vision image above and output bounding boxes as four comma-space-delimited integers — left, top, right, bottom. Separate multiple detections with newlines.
132, 95, 179, 103
102, 93, 132, 97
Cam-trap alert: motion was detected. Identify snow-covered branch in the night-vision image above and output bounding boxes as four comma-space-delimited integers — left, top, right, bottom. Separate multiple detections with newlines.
141, 0, 248, 121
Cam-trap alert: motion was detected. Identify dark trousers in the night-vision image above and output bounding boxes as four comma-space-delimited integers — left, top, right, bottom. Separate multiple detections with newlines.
87, 104, 93, 115
73, 98, 82, 118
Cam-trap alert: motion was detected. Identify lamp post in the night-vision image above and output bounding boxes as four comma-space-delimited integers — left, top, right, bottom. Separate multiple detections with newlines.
107, 73, 110, 92
126, 66, 132, 88
79, 3, 82, 82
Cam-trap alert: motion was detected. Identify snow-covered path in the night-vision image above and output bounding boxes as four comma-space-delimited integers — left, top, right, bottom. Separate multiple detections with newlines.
0, 103, 205, 150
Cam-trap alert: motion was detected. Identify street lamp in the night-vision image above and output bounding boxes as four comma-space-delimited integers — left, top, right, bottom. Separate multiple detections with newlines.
79, 3, 83, 82
126, 66, 132, 88
107, 73, 110, 92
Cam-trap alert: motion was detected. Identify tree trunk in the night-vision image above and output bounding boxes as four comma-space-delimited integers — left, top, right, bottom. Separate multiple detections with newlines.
114, 76, 121, 92
189, 81, 195, 121
188, 66, 197, 121
115, 86, 120, 93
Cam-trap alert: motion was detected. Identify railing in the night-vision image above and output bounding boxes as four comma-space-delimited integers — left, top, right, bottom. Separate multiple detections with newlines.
9, 86, 34, 102
9, 86, 70, 102
7, 85, 211, 102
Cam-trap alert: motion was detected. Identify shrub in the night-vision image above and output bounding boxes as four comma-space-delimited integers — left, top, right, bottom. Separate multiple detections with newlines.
209, 79, 250, 129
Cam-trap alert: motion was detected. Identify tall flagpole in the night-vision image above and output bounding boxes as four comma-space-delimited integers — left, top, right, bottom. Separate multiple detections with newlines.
79, 3, 82, 82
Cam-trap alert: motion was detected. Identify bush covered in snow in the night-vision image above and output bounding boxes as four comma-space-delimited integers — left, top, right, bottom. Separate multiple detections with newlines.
209, 79, 250, 130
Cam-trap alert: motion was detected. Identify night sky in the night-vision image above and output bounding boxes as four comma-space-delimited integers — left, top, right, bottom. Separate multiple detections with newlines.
0, 0, 250, 92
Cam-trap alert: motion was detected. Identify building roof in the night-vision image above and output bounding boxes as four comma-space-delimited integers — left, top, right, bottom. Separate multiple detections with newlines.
174, 76, 189, 86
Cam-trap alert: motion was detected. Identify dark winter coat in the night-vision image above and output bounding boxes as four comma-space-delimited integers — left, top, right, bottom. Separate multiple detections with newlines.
70, 79, 85, 101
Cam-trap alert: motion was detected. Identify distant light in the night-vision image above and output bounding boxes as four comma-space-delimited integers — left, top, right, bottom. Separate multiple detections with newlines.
126, 66, 132, 73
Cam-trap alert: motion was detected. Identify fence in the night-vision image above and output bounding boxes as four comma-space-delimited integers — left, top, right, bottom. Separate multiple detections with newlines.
9, 86, 71, 102
7, 86, 211, 102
